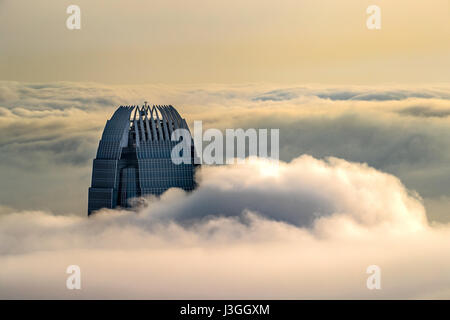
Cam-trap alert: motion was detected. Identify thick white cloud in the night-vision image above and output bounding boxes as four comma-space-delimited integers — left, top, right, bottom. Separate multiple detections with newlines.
1, 156, 450, 299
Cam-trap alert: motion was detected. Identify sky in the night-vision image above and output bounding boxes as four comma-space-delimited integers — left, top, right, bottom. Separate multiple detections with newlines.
0, 0, 449, 84
1, 1, 450, 299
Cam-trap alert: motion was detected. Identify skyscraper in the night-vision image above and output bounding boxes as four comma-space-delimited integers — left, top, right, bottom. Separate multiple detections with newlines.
88, 103, 197, 215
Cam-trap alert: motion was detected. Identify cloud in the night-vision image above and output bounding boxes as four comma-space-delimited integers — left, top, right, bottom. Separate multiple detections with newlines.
252, 87, 450, 102
398, 106, 450, 118
1, 156, 450, 299
318, 90, 447, 101
0, 81, 450, 223
252, 89, 300, 101
135, 156, 426, 230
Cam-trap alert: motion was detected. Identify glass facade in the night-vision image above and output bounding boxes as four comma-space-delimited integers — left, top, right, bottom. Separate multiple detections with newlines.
88, 104, 197, 215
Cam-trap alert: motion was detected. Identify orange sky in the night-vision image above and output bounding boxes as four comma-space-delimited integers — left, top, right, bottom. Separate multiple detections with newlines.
0, 0, 449, 84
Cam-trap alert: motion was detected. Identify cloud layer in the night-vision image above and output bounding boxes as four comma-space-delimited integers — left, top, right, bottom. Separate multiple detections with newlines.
0, 81, 449, 222
1, 155, 450, 299
1, 81, 450, 298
